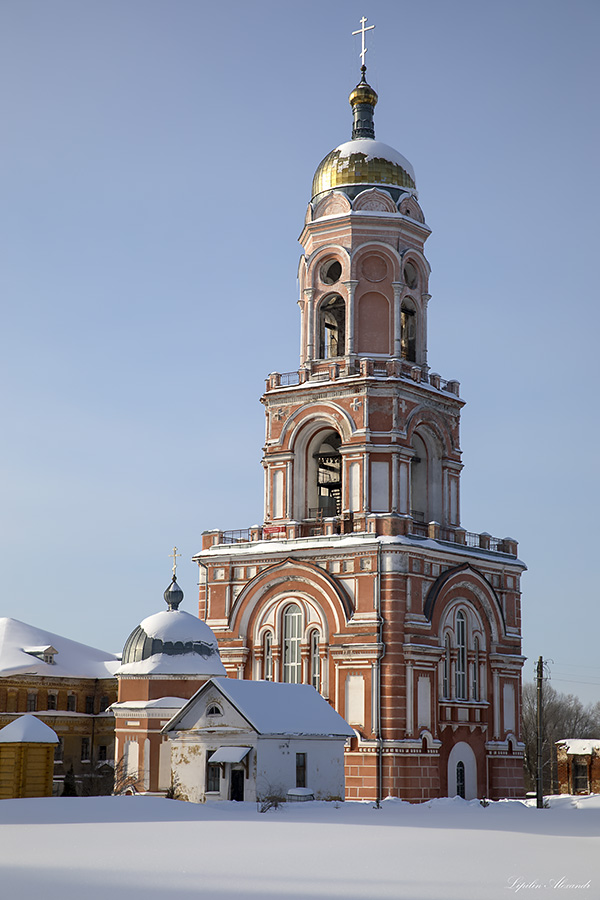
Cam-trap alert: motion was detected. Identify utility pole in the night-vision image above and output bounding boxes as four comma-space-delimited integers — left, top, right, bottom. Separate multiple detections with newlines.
536, 656, 544, 809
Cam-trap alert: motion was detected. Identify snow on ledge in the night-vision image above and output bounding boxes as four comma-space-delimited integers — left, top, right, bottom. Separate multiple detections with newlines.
556, 738, 600, 755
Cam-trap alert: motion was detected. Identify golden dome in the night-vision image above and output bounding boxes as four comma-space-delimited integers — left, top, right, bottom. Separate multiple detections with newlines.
311, 71, 416, 200
349, 81, 378, 110
311, 139, 416, 200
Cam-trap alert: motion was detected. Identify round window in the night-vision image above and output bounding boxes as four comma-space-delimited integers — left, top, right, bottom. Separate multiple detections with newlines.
320, 259, 342, 285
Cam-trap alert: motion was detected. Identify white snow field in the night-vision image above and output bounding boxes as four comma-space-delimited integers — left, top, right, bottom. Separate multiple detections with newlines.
0, 794, 598, 900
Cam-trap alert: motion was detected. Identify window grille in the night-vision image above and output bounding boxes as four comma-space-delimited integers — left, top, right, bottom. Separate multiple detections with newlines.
282, 604, 302, 684
455, 612, 467, 699
206, 750, 220, 793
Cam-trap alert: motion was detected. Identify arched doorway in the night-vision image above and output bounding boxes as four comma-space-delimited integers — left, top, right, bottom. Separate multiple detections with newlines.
447, 742, 478, 800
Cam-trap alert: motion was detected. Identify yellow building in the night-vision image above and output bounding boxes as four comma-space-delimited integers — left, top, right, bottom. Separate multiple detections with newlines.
0, 618, 118, 795
0, 714, 58, 799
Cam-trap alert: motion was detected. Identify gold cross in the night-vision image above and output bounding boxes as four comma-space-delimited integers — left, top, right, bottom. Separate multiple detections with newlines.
352, 16, 375, 68
169, 546, 181, 576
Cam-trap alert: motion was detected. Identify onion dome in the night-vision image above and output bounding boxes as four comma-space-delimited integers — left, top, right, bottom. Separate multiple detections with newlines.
311, 66, 416, 202
164, 575, 183, 610
118, 575, 226, 677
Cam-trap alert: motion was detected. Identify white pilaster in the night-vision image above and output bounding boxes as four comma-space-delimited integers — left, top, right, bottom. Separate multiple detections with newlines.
392, 281, 403, 358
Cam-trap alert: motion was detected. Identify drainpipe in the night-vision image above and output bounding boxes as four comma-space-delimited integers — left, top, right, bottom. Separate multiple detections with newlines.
375, 540, 384, 808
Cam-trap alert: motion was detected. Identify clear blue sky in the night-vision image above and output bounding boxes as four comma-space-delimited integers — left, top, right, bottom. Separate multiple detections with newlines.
1, 1, 598, 703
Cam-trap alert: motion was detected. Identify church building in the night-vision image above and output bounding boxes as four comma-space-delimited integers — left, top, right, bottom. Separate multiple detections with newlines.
113, 573, 226, 794
195, 52, 526, 802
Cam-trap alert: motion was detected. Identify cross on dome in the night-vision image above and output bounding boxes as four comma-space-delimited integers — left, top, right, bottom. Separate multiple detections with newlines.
169, 546, 181, 576
352, 16, 375, 69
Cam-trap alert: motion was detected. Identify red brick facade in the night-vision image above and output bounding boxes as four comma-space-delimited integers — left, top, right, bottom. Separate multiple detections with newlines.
194, 73, 526, 802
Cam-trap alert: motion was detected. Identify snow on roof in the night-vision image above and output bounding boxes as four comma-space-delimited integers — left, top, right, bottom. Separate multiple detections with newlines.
331, 138, 416, 183
556, 738, 600, 755
0, 618, 119, 679
138, 609, 219, 647
196, 532, 526, 569
0, 715, 59, 744
111, 697, 188, 710
209, 746, 251, 764
116, 652, 226, 677
168, 679, 355, 738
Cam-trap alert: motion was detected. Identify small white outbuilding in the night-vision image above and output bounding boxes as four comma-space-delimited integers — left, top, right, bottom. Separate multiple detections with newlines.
162, 678, 354, 803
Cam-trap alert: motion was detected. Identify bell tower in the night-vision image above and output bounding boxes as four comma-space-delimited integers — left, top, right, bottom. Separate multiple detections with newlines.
262, 66, 462, 535
196, 36, 525, 804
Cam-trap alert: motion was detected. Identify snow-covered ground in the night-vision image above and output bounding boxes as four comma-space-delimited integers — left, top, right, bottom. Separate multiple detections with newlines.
0, 794, 597, 899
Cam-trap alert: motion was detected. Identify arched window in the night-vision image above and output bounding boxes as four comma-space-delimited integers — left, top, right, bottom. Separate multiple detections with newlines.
410, 428, 443, 524
314, 432, 342, 516
282, 604, 302, 683
401, 302, 417, 362
410, 433, 427, 523
456, 761, 466, 799
263, 631, 273, 681
473, 637, 480, 701
443, 634, 451, 698
318, 294, 345, 359
456, 612, 467, 699
309, 630, 320, 691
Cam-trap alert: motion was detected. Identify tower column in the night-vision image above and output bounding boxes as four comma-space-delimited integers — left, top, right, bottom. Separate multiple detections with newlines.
392, 281, 403, 359
421, 293, 431, 369
344, 280, 358, 357
304, 288, 315, 361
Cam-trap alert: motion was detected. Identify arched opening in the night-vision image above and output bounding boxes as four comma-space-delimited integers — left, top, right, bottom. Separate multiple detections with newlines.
318, 294, 345, 359
473, 637, 480, 701
410, 428, 443, 524
410, 433, 427, 523
313, 432, 342, 516
401, 300, 417, 362
456, 761, 466, 799
456, 611, 467, 699
443, 634, 451, 698
447, 742, 478, 800
282, 604, 302, 683
263, 631, 273, 681
309, 629, 320, 691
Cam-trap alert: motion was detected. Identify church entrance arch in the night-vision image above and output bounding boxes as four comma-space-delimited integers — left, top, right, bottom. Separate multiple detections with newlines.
447, 742, 477, 800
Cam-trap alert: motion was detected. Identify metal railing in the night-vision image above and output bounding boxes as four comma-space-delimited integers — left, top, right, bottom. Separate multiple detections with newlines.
221, 529, 253, 544
266, 360, 459, 395
279, 371, 300, 387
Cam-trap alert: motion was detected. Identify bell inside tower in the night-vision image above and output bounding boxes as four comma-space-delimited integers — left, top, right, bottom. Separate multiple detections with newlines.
313, 432, 342, 516
318, 295, 346, 359
401, 303, 416, 362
